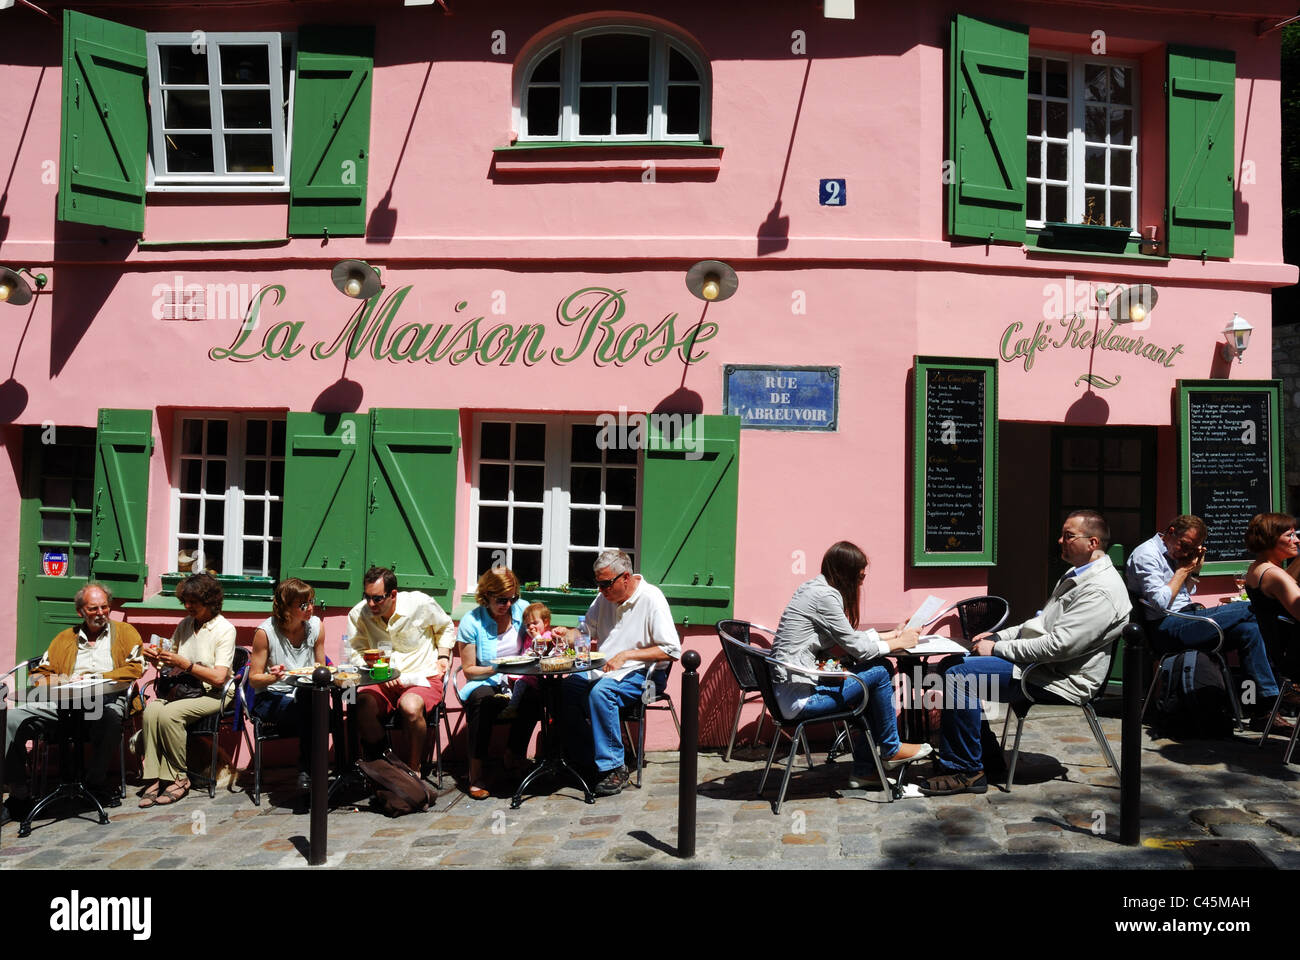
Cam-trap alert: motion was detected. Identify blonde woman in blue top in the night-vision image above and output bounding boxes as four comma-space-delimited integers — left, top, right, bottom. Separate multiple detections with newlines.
454, 568, 543, 799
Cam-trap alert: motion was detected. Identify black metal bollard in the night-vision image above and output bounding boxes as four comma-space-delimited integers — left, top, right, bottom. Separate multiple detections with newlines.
309, 666, 332, 865
1120, 622, 1144, 845
677, 649, 700, 859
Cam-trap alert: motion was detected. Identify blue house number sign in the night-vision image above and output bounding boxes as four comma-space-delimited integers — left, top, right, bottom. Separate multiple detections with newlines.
723, 365, 839, 431
819, 179, 846, 205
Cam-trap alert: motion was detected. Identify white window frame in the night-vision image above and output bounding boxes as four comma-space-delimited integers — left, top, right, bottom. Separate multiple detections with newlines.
146, 32, 295, 191
467, 414, 642, 591
168, 413, 285, 577
515, 26, 709, 143
1027, 51, 1139, 233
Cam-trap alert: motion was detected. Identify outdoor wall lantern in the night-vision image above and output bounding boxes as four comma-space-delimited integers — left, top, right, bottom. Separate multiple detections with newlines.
331, 259, 383, 299
0, 266, 47, 306
1221, 313, 1253, 364
1095, 283, 1157, 324
685, 260, 738, 302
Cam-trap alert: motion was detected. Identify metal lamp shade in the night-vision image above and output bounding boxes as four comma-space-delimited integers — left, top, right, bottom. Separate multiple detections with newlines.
331, 260, 383, 299
1109, 284, 1158, 324
0, 266, 34, 306
685, 260, 739, 302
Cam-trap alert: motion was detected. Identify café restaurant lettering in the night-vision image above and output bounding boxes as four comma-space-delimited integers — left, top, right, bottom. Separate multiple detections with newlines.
210, 285, 719, 367
999, 314, 1185, 373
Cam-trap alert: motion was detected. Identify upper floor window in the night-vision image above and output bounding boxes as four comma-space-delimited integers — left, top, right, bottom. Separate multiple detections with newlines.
518, 26, 708, 142
147, 33, 294, 188
1026, 54, 1138, 230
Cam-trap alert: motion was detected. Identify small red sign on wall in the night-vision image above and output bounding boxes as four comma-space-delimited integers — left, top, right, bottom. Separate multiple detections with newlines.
42, 551, 68, 577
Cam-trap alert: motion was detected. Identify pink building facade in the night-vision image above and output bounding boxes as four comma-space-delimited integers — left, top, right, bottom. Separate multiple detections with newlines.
0, 0, 1295, 750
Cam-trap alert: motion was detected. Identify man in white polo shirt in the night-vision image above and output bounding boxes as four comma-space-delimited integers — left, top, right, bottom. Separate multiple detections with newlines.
561, 549, 680, 796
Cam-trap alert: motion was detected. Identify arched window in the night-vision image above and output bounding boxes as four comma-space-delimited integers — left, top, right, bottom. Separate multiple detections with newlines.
517, 25, 709, 142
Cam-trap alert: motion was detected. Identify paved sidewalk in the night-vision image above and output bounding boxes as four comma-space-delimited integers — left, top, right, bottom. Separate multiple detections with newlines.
5, 704, 1300, 870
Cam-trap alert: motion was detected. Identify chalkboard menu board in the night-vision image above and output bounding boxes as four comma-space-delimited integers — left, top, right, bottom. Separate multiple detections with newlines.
911, 357, 998, 566
1177, 380, 1284, 574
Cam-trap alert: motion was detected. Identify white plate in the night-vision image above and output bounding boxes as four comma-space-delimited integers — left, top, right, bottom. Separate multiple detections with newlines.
496, 655, 539, 665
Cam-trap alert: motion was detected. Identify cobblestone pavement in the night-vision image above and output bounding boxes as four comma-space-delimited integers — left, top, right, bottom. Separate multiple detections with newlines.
5, 705, 1300, 870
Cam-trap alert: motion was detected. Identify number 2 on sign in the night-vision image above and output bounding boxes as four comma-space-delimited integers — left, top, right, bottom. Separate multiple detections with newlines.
820, 179, 846, 206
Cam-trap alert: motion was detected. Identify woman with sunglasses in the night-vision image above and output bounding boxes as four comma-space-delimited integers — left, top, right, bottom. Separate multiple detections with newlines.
247, 578, 327, 793
1244, 513, 1300, 693
771, 541, 932, 789
453, 567, 543, 798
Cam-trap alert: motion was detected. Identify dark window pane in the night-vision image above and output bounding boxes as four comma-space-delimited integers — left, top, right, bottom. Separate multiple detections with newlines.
580, 34, 649, 83
266, 459, 282, 495
243, 540, 264, 576
246, 420, 267, 456
1045, 101, 1068, 139
42, 478, 71, 506
220, 45, 270, 84
164, 89, 211, 129
179, 498, 201, 534
46, 445, 75, 475
41, 512, 69, 543
244, 499, 265, 535
606, 468, 636, 507
1026, 141, 1041, 179
1046, 185, 1067, 222
166, 134, 215, 173
267, 539, 281, 578
569, 552, 599, 590
1084, 64, 1108, 102
207, 459, 226, 491
513, 549, 542, 586
606, 510, 635, 549
1104, 474, 1141, 505
182, 419, 204, 455
615, 86, 649, 135
479, 463, 509, 501
526, 87, 560, 136
571, 424, 600, 463
73, 549, 91, 578
515, 507, 544, 544
481, 422, 510, 460
208, 420, 227, 456
271, 419, 285, 456
161, 45, 208, 85
1085, 147, 1105, 185
269, 500, 282, 535
1046, 142, 1067, 181
476, 548, 502, 579
222, 90, 272, 129
668, 47, 698, 81
1084, 188, 1105, 224
74, 477, 93, 508
1027, 187, 1041, 221
514, 465, 545, 502
571, 467, 602, 505
1110, 107, 1132, 145
204, 500, 225, 536
515, 423, 546, 461
1110, 193, 1130, 229
244, 459, 267, 496
570, 509, 599, 547
1111, 67, 1133, 105
1085, 106, 1106, 142
665, 85, 700, 136
1028, 58, 1041, 96
200, 541, 223, 575
75, 514, 92, 544
605, 442, 636, 465
1028, 100, 1041, 136
1063, 437, 1100, 468
479, 506, 508, 542
1062, 474, 1098, 504
181, 459, 203, 494
1111, 150, 1132, 187
579, 86, 612, 135
225, 134, 274, 172
1045, 59, 1068, 98
532, 49, 561, 83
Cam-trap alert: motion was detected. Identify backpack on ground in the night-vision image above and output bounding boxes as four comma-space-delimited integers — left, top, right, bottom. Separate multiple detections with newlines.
1151, 649, 1235, 738
356, 750, 437, 816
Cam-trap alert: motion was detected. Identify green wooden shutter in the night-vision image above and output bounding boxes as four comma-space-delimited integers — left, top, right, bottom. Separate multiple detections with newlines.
281, 412, 371, 606
288, 26, 374, 238
58, 10, 148, 233
90, 409, 153, 600
640, 415, 739, 625
365, 409, 460, 609
948, 14, 1028, 244
1168, 46, 1235, 259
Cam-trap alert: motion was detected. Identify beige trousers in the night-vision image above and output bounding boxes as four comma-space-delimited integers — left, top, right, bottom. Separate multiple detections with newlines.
141, 693, 225, 782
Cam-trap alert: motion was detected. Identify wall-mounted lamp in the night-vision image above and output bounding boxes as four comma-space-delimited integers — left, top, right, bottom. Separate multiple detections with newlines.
685, 260, 738, 302
1221, 313, 1253, 364
330, 260, 383, 299
0, 266, 48, 306
1095, 283, 1158, 324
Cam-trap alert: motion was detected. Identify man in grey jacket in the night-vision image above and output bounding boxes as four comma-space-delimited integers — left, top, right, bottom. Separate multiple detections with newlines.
917, 510, 1133, 796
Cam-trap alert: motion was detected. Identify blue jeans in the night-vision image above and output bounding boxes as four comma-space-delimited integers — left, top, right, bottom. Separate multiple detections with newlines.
251, 689, 314, 769
562, 669, 667, 774
793, 664, 901, 762
1153, 603, 1278, 699
934, 656, 1019, 775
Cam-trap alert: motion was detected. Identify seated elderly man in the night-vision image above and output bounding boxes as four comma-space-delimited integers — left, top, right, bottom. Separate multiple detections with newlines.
562, 549, 681, 797
3, 583, 144, 823
917, 510, 1132, 796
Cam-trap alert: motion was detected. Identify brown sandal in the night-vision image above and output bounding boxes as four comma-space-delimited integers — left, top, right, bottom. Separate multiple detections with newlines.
138, 782, 161, 808
154, 780, 190, 805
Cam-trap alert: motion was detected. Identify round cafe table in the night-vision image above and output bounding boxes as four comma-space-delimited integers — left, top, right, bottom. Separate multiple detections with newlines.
289, 667, 399, 806
496, 656, 602, 808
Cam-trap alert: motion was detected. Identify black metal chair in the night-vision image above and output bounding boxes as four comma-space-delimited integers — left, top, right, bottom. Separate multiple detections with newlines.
923, 595, 1011, 639
178, 646, 250, 799
241, 669, 347, 806
715, 619, 775, 761
619, 664, 681, 787
1255, 612, 1300, 761
1128, 593, 1244, 732
999, 637, 1121, 791
381, 673, 454, 788
719, 633, 914, 812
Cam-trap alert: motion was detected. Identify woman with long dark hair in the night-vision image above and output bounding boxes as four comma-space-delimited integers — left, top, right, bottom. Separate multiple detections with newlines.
1244, 513, 1300, 690
770, 541, 931, 787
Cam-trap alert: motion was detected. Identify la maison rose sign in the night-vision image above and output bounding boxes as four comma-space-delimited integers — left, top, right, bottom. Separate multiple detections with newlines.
209, 285, 718, 367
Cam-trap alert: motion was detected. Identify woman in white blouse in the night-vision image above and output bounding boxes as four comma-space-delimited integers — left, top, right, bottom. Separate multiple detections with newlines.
139, 573, 236, 806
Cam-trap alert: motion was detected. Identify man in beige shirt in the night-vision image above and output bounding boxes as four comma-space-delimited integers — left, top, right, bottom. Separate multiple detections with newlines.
347, 566, 454, 773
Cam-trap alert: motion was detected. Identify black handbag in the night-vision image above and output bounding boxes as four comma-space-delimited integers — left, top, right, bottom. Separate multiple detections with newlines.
157, 671, 206, 701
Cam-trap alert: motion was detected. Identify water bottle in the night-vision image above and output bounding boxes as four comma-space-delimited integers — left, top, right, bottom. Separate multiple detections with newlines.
340, 631, 353, 667
574, 617, 591, 670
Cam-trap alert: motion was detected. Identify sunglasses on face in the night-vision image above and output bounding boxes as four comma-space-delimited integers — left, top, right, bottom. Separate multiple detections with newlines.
492, 595, 519, 606
362, 592, 389, 604
298, 600, 315, 611
595, 573, 627, 591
